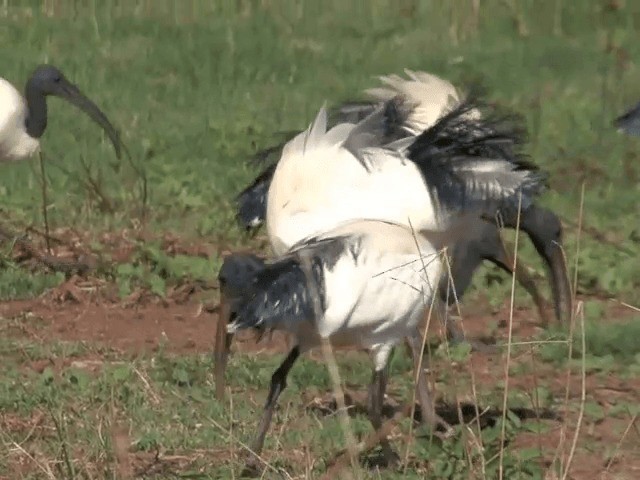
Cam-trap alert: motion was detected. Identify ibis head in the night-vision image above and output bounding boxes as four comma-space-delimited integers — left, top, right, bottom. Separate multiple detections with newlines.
24, 65, 123, 158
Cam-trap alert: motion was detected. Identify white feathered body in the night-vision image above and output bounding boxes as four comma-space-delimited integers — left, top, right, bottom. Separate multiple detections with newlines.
266, 120, 437, 255
233, 220, 443, 370
0, 77, 39, 162
266, 70, 487, 256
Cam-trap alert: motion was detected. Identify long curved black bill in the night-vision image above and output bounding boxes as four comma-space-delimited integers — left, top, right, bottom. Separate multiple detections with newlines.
214, 290, 234, 401
57, 81, 124, 159
546, 243, 572, 326
501, 206, 572, 328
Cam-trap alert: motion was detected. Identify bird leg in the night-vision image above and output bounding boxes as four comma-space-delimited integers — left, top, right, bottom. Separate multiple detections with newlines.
214, 290, 234, 401
242, 346, 300, 476
406, 332, 454, 438
366, 366, 399, 465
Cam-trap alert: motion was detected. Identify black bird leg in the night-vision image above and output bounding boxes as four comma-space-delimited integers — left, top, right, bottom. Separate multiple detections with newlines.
406, 331, 453, 437
367, 365, 399, 465
242, 347, 300, 476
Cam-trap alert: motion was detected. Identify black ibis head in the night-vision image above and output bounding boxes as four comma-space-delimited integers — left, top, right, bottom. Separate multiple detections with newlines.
24, 64, 124, 158
614, 101, 640, 137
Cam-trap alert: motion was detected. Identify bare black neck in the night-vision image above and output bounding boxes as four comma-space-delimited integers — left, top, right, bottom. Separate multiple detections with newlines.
24, 80, 48, 139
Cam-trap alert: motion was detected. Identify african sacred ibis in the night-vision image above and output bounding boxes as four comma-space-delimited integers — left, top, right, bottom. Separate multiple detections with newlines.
220, 218, 479, 469
0, 65, 123, 163
264, 94, 543, 256
614, 101, 640, 137
235, 70, 571, 329
217, 99, 547, 468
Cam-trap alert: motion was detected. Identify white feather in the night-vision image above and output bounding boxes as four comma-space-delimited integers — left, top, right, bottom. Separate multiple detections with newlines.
365, 69, 480, 134
0, 77, 40, 162
266, 119, 439, 255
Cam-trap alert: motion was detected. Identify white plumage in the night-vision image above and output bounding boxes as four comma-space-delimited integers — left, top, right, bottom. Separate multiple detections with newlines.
0, 77, 40, 162
229, 219, 443, 368
219, 71, 549, 471
266, 105, 435, 255
364, 69, 481, 133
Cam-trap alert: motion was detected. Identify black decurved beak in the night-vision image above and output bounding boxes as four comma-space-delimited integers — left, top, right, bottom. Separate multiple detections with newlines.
545, 241, 572, 326
55, 79, 124, 159
519, 208, 573, 327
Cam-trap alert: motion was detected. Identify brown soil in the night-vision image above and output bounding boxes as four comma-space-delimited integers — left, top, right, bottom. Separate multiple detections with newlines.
1, 283, 639, 479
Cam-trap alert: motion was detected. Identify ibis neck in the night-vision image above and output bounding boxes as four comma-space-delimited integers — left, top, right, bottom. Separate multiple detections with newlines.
24, 82, 48, 139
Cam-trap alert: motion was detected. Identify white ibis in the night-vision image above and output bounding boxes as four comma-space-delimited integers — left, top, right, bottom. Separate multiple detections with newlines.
0, 65, 123, 163
221, 218, 478, 471
614, 101, 640, 137
217, 98, 547, 469
235, 70, 571, 329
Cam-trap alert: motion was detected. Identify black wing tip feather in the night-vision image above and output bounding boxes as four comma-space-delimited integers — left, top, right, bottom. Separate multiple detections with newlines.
246, 131, 300, 167
406, 86, 550, 216
407, 82, 533, 167
223, 236, 347, 335
234, 163, 275, 230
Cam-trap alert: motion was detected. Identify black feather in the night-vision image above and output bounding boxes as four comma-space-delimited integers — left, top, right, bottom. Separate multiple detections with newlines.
231, 257, 317, 335
248, 131, 301, 167
224, 236, 354, 335
404, 88, 547, 217
235, 163, 276, 230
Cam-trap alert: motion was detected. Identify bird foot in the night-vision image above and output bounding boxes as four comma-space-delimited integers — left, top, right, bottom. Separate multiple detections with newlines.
468, 339, 499, 354
363, 444, 400, 469
434, 421, 456, 440
239, 453, 263, 478
419, 413, 455, 441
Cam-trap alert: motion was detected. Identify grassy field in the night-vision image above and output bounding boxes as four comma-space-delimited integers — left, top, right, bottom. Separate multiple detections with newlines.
1, 1, 639, 478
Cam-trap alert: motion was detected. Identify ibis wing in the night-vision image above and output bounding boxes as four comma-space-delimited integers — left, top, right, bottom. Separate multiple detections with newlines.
224, 232, 356, 335
403, 91, 547, 219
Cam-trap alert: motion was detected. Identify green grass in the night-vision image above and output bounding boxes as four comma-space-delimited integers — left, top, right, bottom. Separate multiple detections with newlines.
0, 335, 556, 479
1, 1, 640, 478
1, 324, 638, 478
0, 0, 639, 302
